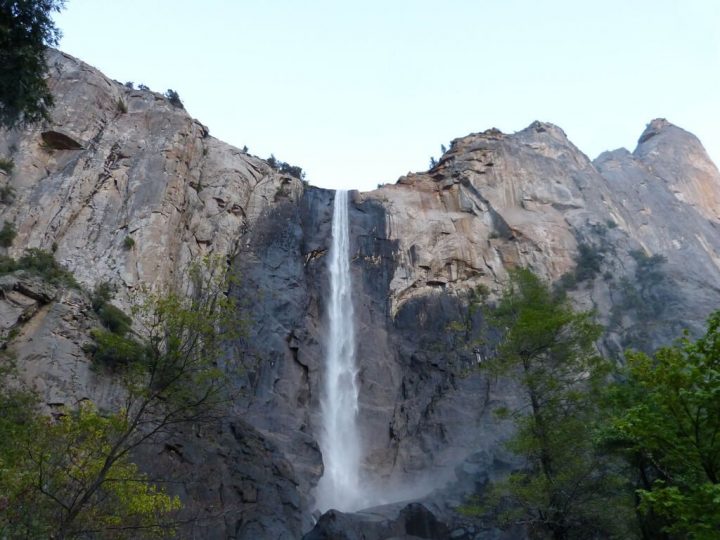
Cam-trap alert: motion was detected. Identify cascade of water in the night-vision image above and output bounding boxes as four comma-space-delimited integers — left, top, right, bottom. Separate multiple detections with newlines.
314, 189, 364, 513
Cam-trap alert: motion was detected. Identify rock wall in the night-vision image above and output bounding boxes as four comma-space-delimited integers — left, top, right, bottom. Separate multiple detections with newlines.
2, 50, 720, 539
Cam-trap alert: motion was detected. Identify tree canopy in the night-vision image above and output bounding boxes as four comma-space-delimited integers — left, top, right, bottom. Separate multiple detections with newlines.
0, 258, 240, 537
0, 0, 65, 128
606, 311, 720, 539
467, 269, 633, 539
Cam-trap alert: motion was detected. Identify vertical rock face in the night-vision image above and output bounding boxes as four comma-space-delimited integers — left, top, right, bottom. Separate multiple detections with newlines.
3, 51, 720, 538
0, 50, 303, 306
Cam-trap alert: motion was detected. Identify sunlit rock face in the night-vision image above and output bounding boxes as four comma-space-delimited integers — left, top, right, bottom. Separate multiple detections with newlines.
2, 50, 720, 539
0, 49, 304, 314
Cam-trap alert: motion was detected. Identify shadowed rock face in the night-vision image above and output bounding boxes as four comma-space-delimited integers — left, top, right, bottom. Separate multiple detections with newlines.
2, 50, 720, 539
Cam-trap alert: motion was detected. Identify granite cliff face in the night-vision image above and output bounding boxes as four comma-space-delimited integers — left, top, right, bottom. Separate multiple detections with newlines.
2, 51, 720, 539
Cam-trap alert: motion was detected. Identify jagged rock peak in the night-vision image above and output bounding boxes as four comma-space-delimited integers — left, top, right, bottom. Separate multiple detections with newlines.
637, 117, 676, 144
518, 120, 570, 140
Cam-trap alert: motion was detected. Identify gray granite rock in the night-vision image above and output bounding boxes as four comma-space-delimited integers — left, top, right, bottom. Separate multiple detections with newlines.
3, 49, 720, 539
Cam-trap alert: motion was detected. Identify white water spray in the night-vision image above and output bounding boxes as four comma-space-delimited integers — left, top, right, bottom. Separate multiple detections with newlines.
314, 190, 364, 513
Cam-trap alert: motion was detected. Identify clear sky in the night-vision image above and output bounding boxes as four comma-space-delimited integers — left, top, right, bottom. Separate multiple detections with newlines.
55, 0, 719, 192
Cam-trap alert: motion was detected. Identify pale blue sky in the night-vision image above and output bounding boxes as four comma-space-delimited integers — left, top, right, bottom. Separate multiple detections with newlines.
55, 0, 719, 191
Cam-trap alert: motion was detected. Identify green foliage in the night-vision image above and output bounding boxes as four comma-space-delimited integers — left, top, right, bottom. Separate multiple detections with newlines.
2, 258, 242, 536
0, 254, 16, 273
164, 89, 183, 108
0, 157, 14, 173
0, 220, 16, 247
605, 311, 720, 538
610, 249, 672, 344
0, 393, 180, 538
91, 280, 114, 311
445, 284, 489, 353
123, 235, 135, 250
90, 328, 147, 370
279, 162, 305, 179
0, 183, 16, 204
15, 247, 79, 287
558, 242, 606, 290
116, 97, 127, 114
0, 0, 65, 128
266, 154, 305, 179
475, 269, 633, 538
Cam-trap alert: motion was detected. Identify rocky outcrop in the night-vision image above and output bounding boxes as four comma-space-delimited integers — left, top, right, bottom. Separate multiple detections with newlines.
3, 49, 720, 539
0, 49, 303, 314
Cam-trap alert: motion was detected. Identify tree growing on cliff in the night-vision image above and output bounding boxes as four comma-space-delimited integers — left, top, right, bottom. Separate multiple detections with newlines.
0, 258, 241, 537
474, 269, 633, 539
0, 393, 181, 538
604, 311, 720, 539
0, 0, 66, 128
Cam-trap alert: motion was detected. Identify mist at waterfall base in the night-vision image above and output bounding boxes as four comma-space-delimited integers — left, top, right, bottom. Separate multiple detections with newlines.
312, 191, 442, 515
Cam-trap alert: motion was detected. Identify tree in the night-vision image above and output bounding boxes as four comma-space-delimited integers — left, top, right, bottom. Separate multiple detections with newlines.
0, 394, 181, 538
474, 268, 632, 539
0, 0, 66, 128
606, 311, 720, 539
0, 220, 16, 247
164, 89, 183, 109
0, 258, 240, 537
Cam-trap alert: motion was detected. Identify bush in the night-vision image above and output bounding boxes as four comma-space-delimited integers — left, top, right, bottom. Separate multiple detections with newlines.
91, 281, 113, 312
17, 248, 78, 287
91, 281, 131, 335
97, 303, 132, 336
0, 255, 17, 273
90, 328, 147, 370
279, 162, 305, 180
123, 236, 135, 250
575, 242, 603, 282
0, 221, 16, 247
0, 157, 14, 174
116, 98, 127, 114
164, 89, 183, 109
0, 184, 16, 204
267, 154, 305, 180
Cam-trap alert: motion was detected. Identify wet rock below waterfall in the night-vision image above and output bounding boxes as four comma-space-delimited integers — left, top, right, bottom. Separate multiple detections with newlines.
303, 503, 449, 540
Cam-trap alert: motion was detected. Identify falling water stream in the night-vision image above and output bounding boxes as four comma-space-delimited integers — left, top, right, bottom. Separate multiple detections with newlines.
314, 190, 364, 513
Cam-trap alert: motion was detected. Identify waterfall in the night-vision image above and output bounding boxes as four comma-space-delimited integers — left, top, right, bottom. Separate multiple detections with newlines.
314, 189, 364, 513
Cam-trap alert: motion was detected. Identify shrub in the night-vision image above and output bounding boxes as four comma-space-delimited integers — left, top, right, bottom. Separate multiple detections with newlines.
0, 221, 16, 247
575, 242, 603, 282
124, 81, 134, 89
116, 98, 127, 114
97, 304, 132, 336
164, 89, 183, 109
91, 281, 114, 312
91, 281, 131, 335
0, 185, 15, 204
123, 236, 135, 250
279, 162, 305, 180
0, 255, 17, 273
138, 83, 149, 91
17, 248, 78, 287
90, 328, 147, 370
0, 157, 14, 174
